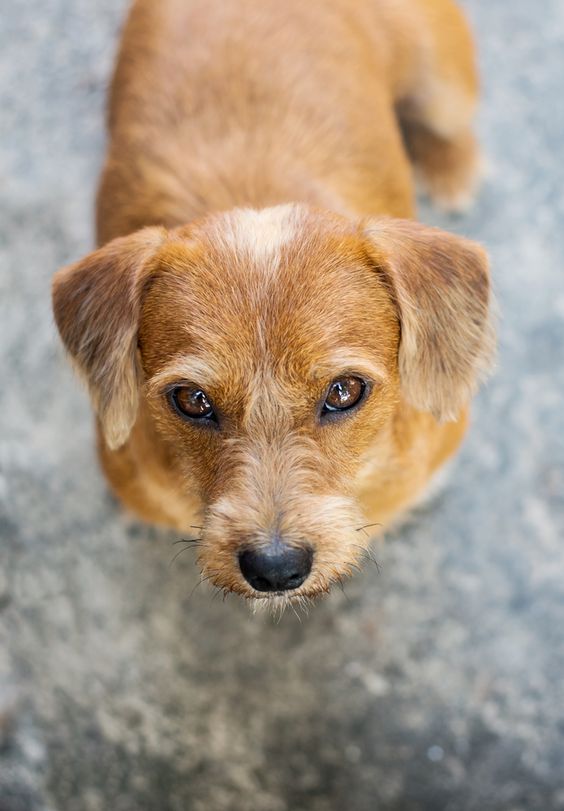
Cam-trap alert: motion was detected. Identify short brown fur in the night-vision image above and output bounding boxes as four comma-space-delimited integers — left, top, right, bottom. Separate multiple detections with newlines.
53, 0, 494, 603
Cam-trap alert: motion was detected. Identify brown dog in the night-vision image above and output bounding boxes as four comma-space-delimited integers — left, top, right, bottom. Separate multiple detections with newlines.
52, 0, 495, 604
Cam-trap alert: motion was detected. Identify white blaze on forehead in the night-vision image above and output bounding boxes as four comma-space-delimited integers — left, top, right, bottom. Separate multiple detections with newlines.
223, 204, 300, 263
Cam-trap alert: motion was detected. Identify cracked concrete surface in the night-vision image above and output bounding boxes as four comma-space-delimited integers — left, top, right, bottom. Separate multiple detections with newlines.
1, 1, 564, 809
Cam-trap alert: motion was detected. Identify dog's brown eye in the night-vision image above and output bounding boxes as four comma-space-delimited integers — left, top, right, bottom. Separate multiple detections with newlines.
169, 385, 216, 422
323, 376, 366, 414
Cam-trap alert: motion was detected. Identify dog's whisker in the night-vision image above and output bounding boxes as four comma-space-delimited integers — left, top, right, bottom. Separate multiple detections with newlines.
335, 574, 353, 606
350, 542, 382, 573
172, 537, 202, 546
169, 545, 197, 567
354, 522, 383, 533
188, 572, 218, 600
365, 554, 381, 573
198, 573, 216, 585
297, 594, 312, 616
186, 568, 221, 602
188, 577, 205, 599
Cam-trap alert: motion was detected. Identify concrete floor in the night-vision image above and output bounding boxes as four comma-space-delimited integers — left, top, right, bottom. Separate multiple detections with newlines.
1, 1, 564, 809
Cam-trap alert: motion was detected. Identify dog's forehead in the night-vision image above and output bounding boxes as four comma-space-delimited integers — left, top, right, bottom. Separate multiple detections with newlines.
188, 203, 361, 279
141, 205, 397, 380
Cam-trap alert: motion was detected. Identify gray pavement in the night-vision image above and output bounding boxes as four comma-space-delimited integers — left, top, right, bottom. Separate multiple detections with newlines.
1, 1, 564, 809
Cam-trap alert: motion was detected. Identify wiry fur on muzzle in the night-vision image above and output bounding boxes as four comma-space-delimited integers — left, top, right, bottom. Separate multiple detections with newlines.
198, 429, 366, 604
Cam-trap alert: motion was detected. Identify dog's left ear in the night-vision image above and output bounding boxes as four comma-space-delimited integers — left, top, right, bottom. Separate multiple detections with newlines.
52, 227, 167, 449
362, 218, 495, 420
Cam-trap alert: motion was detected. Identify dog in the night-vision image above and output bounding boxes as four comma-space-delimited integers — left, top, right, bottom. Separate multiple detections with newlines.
52, 0, 495, 604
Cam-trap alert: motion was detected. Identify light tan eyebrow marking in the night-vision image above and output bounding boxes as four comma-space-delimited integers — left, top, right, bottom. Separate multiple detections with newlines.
311, 349, 388, 383
145, 355, 224, 396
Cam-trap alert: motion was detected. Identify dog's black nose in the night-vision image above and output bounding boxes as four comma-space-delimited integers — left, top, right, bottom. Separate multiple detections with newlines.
238, 540, 313, 592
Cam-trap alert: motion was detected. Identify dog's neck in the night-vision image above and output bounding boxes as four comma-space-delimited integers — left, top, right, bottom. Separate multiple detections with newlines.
96, 142, 353, 244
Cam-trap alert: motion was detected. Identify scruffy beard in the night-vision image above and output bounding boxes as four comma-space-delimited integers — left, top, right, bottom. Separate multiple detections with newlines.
248, 590, 323, 620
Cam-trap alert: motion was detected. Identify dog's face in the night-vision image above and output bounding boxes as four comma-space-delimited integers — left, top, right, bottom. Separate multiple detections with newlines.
53, 204, 493, 603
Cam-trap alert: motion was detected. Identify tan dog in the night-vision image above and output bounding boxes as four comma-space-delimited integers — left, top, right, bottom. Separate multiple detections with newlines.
52, 0, 495, 604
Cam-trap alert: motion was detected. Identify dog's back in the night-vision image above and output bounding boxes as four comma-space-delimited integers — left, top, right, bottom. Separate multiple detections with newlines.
97, 0, 478, 243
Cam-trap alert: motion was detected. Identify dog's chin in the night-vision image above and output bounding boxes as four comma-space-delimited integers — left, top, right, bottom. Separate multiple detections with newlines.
246, 586, 330, 616
204, 573, 338, 615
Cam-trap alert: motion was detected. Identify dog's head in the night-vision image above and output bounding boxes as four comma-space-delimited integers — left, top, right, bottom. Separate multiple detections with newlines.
53, 204, 494, 603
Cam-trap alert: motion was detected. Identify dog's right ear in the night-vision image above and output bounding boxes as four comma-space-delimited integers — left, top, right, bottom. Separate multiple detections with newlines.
52, 227, 167, 450
362, 218, 495, 421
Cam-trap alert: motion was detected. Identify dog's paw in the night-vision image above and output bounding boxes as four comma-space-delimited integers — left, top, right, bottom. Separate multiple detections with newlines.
417, 150, 487, 213
414, 134, 487, 213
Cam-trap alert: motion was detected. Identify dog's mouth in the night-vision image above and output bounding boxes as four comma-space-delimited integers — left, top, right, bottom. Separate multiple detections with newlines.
221, 577, 335, 615
247, 588, 330, 617
195, 566, 332, 606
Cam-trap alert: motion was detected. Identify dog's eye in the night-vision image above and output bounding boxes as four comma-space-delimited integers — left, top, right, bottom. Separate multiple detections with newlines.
169, 385, 216, 422
322, 376, 366, 415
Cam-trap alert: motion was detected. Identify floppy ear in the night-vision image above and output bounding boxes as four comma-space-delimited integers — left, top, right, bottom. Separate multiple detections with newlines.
52, 227, 167, 449
362, 218, 495, 421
